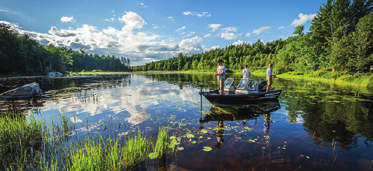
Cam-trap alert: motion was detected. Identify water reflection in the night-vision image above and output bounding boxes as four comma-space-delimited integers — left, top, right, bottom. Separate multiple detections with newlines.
200, 101, 281, 149
0, 73, 372, 171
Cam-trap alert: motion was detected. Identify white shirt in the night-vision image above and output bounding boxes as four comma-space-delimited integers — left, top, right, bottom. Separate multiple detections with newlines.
217, 65, 226, 79
243, 69, 250, 79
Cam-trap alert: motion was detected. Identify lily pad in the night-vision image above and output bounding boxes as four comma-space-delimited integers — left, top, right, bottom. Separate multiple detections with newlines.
201, 129, 208, 134
186, 134, 195, 138
178, 147, 184, 150
203, 146, 212, 151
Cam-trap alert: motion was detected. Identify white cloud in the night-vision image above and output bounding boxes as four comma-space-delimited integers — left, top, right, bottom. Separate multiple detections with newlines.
168, 16, 174, 21
183, 11, 193, 15
220, 33, 237, 40
208, 24, 221, 32
118, 11, 147, 31
252, 26, 270, 35
176, 26, 186, 32
221, 27, 237, 33
104, 18, 115, 22
231, 40, 251, 46
219, 27, 240, 40
183, 11, 211, 17
2, 11, 207, 66
203, 34, 211, 38
178, 36, 203, 53
204, 45, 220, 52
291, 13, 317, 26
278, 26, 285, 29
140, 2, 147, 7
0, 9, 9, 12
185, 32, 195, 37
152, 24, 159, 29
60, 16, 74, 23
245, 33, 251, 37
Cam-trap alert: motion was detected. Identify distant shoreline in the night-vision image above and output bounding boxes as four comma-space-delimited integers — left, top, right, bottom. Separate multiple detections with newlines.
1, 70, 372, 88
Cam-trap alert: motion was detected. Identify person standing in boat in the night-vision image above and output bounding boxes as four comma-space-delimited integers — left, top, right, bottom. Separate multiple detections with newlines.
214, 59, 226, 95
266, 63, 277, 92
242, 64, 251, 79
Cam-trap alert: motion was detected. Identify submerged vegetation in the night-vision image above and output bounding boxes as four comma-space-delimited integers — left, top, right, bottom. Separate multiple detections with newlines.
0, 110, 174, 170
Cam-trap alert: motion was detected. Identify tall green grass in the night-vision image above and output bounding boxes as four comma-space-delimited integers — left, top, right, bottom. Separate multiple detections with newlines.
0, 112, 47, 169
0, 110, 173, 170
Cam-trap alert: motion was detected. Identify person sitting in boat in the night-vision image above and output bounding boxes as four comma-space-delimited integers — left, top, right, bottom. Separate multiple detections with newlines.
214, 59, 226, 95
266, 63, 277, 92
242, 64, 251, 79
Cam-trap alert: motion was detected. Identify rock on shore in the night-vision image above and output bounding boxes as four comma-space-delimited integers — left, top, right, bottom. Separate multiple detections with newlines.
0, 82, 45, 100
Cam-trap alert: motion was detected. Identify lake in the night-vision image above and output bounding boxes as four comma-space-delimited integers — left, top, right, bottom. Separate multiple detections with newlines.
0, 73, 372, 171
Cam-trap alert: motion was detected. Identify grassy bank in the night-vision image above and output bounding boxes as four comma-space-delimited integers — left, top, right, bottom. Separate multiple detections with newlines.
0, 111, 173, 170
235, 69, 373, 87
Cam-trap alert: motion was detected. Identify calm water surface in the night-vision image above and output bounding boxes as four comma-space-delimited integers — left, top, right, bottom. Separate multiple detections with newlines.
1, 73, 372, 171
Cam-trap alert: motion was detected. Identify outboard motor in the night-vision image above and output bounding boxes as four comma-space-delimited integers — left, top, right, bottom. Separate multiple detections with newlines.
258, 80, 267, 92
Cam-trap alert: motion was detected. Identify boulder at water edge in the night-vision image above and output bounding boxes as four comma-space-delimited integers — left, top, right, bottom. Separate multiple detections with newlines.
0, 82, 45, 100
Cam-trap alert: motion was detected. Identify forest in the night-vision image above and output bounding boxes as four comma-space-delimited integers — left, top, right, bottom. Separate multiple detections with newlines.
133, 0, 372, 77
0, 24, 131, 75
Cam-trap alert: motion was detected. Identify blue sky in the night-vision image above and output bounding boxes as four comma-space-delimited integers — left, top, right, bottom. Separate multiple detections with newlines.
0, 0, 325, 65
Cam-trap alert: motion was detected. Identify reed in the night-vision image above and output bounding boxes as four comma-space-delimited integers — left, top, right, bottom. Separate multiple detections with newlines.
0, 112, 47, 169
1, 109, 174, 170
153, 127, 170, 157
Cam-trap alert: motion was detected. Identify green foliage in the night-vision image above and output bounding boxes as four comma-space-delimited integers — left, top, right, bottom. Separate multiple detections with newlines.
0, 24, 131, 75
133, 0, 371, 78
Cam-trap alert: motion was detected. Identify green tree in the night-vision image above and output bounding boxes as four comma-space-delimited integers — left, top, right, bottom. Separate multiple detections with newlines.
349, 12, 372, 76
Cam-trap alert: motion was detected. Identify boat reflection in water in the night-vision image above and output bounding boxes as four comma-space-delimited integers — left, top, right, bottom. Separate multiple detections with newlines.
199, 100, 281, 149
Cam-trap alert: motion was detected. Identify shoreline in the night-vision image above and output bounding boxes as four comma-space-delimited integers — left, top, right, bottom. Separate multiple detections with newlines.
1, 70, 372, 88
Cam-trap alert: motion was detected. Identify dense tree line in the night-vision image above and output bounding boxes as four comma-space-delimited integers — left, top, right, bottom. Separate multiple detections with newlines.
134, 0, 372, 77
0, 24, 131, 75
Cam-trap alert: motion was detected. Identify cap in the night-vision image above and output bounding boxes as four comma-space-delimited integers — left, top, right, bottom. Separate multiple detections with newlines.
216, 59, 223, 63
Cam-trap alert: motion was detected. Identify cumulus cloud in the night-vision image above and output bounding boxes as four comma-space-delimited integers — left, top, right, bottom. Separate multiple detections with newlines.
1, 11, 208, 66
205, 45, 220, 52
49, 26, 76, 37
168, 16, 174, 21
60, 16, 74, 23
176, 26, 186, 32
178, 36, 203, 53
252, 26, 270, 35
245, 33, 251, 37
183, 11, 211, 17
118, 11, 147, 31
232, 40, 250, 46
221, 33, 237, 40
291, 13, 317, 26
208, 24, 221, 32
278, 26, 285, 29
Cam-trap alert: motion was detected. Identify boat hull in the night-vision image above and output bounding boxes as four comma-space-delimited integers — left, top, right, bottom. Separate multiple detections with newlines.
200, 90, 282, 106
